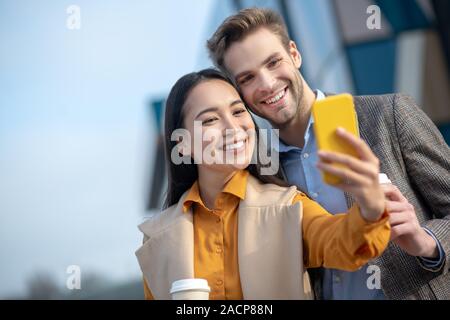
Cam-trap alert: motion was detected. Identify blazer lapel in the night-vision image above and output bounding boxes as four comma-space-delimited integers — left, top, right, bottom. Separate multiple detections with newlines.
238, 178, 309, 299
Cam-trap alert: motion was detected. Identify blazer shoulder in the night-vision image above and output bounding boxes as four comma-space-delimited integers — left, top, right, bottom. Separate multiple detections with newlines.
354, 93, 395, 109
353, 93, 420, 128
353, 93, 418, 111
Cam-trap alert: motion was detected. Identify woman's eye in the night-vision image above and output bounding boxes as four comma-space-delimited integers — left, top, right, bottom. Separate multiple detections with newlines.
233, 109, 246, 116
202, 117, 218, 125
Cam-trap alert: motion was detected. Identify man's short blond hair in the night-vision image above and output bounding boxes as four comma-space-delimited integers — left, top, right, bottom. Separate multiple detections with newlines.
207, 7, 291, 72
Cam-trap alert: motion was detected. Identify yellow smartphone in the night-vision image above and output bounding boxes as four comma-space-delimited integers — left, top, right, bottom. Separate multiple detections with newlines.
312, 93, 360, 185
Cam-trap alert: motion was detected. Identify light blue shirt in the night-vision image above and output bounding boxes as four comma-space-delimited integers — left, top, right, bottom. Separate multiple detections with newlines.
274, 90, 444, 299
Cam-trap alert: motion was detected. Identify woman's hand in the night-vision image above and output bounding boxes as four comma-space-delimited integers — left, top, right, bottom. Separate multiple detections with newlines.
316, 127, 385, 222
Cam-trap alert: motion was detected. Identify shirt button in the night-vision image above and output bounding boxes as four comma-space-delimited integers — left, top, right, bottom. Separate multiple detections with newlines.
303, 153, 309, 159
334, 275, 341, 283
216, 247, 223, 254
312, 192, 318, 198
216, 280, 223, 286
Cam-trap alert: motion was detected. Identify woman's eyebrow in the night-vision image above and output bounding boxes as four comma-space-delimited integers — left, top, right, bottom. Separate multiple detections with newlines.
230, 99, 243, 107
194, 107, 218, 120
194, 100, 243, 120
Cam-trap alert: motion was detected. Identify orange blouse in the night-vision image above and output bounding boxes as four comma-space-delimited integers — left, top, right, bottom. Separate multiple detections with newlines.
143, 170, 388, 299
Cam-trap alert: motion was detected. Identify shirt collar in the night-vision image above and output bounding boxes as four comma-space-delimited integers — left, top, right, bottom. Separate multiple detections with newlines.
182, 170, 249, 213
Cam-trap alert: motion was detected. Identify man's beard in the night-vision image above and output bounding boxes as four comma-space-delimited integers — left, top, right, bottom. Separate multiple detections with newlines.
270, 74, 305, 128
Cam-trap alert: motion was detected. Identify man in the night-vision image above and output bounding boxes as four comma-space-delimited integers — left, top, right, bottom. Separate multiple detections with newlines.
207, 8, 450, 299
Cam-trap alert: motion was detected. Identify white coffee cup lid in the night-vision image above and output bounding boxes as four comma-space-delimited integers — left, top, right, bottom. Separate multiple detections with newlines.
170, 279, 211, 294
378, 173, 392, 184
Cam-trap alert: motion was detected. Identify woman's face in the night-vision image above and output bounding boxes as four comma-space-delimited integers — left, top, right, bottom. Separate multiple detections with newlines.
180, 79, 256, 172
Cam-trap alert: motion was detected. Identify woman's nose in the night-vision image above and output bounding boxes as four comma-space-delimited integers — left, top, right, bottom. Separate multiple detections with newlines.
222, 117, 241, 131
221, 116, 244, 137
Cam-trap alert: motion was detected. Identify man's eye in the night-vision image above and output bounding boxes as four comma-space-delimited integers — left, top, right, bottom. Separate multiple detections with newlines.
268, 58, 282, 68
239, 75, 253, 85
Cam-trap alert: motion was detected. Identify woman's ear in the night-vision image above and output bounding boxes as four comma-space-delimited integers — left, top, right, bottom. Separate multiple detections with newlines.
289, 41, 302, 69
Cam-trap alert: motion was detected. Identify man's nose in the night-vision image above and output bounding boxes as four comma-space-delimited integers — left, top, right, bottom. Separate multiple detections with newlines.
257, 70, 276, 93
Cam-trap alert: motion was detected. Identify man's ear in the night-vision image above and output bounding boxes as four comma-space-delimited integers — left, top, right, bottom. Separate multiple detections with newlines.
289, 40, 302, 69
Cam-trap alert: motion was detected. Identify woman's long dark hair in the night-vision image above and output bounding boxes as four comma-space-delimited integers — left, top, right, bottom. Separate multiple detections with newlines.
163, 68, 287, 209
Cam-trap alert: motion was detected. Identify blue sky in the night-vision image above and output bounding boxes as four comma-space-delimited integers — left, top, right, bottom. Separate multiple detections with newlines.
0, 0, 214, 298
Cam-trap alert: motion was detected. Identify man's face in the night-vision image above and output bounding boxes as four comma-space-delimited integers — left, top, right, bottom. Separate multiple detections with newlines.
223, 27, 304, 127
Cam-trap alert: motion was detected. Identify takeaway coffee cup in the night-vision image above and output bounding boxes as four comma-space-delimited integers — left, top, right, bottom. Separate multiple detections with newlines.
379, 173, 394, 202
170, 279, 210, 300
378, 173, 392, 185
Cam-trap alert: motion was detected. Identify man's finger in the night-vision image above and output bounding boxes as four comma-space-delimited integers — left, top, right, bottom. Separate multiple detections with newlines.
385, 200, 410, 213
388, 211, 410, 226
390, 224, 412, 240
380, 184, 407, 202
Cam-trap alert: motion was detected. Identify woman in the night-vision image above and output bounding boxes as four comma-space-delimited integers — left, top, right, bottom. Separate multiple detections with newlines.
136, 69, 390, 300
